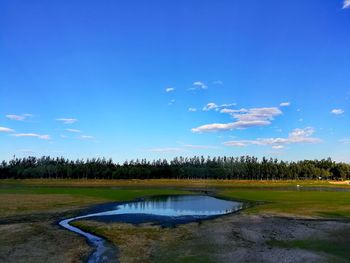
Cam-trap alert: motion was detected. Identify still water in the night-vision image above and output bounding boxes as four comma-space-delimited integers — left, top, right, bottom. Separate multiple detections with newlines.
82, 195, 242, 218
59, 195, 243, 263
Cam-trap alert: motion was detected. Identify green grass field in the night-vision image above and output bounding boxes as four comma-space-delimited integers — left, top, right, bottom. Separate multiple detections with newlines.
1, 179, 350, 218
221, 188, 350, 218
1, 179, 350, 262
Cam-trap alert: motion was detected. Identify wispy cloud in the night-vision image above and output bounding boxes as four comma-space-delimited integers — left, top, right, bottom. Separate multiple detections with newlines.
148, 147, 183, 153
203, 102, 218, 111
331, 109, 344, 115
189, 81, 208, 90
165, 87, 175, 93
223, 127, 321, 148
182, 144, 218, 150
66, 128, 81, 133
344, 0, 350, 8
188, 108, 197, 112
339, 138, 350, 144
193, 107, 282, 133
272, 145, 285, 150
227, 107, 282, 122
11, 133, 51, 140
203, 102, 236, 111
192, 120, 270, 133
56, 118, 78, 124
168, 99, 175, 106
0, 126, 14, 132
279, 102, 291, 107
17, 149, 35, 154
6, 114, 32, 121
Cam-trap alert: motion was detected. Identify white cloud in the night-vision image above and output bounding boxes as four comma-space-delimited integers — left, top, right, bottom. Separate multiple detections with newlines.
189, 81, 208, 90
272, 145, 285, 150
66, 128, 81, 133
279, 102, 291, 107
220, 108, 236, 114
222, 141, 247, 147
148, 147, 183, 153
0, 127, 14, 132
203, 102, 218, 111
11, 133, 51, 140
344, 0, 350, 8
188, 108, 197, 112
221, 103, 236, 107
6, 114, 32, 121
165, 87, 175, 92
203, 102, 236, 111
223, 127, 321, 149
168, 99, 175, 106
289, 127, 314, 137
331, 109, 344, 115
230, 107, 282, 122
56, 118, 78, 124
193, 107, 282, 133
192, 120, 270, 133
6, 115, 25, 121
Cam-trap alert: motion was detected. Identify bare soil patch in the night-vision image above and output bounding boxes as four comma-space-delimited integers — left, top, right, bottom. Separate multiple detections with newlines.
74, 213, 350, 263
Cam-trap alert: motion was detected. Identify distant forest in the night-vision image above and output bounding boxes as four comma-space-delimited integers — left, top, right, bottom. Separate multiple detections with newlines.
1, 156, 350, 180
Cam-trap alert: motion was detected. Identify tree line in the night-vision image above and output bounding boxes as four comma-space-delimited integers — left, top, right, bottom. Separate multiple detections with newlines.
0, 156, 349, 180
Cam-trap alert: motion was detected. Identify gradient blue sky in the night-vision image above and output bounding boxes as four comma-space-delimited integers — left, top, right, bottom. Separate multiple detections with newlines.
1, 0, 350, 162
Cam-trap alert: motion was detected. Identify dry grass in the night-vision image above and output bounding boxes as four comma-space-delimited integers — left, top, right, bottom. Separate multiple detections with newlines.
73, 220, 198, 263
0, 222, 90, 263
3, 178, 349, 189
0, 194, 103, 218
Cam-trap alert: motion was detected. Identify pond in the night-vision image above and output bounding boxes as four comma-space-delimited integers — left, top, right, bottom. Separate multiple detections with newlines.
59, 195, 243, 263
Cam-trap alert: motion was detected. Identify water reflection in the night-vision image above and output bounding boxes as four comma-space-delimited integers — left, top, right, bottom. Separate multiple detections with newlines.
86, 195, 243, 218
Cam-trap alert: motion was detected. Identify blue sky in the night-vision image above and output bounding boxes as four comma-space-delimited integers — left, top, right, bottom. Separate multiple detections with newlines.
1, 0, 350, 162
